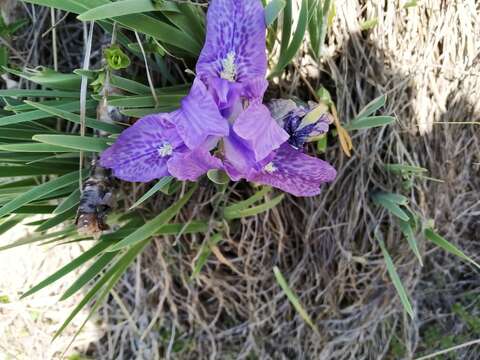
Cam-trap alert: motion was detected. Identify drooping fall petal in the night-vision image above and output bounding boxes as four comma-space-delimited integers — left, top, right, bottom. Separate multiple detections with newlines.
246, 144, 337, 197
100, 114, 185, 182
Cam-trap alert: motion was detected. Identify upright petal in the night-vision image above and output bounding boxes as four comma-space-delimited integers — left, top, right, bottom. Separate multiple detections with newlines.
167, 148, 223, 181
100, 114, 182, 182
247, 144, 337, 197
196, 0, 267, 83
173, 78, 229, 149
233, 104, 289, 161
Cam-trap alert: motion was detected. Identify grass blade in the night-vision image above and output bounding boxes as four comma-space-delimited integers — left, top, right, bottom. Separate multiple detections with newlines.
375, 230, 415, 319
32, 135, 109, 152
273, 266, 318, 332
424, 228, 480, 269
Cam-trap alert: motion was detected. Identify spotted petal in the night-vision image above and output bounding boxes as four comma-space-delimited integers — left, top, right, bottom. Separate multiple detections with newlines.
247, 144, 337, 197
100, 114, 184, 182
196, 0, 267, 83
173, 78, 229, 149
233, 103, 289, 162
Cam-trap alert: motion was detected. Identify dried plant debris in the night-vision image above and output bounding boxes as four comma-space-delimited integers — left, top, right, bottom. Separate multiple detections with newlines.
76, 160, 115, 237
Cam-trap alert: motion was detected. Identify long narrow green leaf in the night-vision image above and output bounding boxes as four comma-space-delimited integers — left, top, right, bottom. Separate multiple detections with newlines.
225, 194, 284, 220
424, 228, 480, 269
273, 266, 318, 332
191, 233, 223, 279
0, 100, 98, 127
375, 230, 414, 319
399, 220, 423, 266
22, 0, 201, 55
32, 135, 109, 153
20, 239, 115, 298
60, 251, 118, 300
129, 177, 173, 210
107, 184, 198, 251
53, 188, 81, 215
271, 0, 308, 76
35, 207, 76, 232
0, 89, 79, 98
0, 170, 86, 218
354, 94, 386, 120
0, 143, 72, 152
344, 116, 395, 131
25, 101, 123, 134
224, 187, 272, 213
54, 237, 149, 339
372, 192, 410, 221
77, 0, 178, 21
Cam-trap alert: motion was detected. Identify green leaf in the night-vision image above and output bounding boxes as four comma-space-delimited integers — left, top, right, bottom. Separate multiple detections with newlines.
375, 229, 414, 319
129, 177, 173, 210
3, 66, 81, 90
60, 251, 118, 300
225, 193, 284, 220
53, 188, 81, 214
0, 164, 74, 177
371, 192, 410, 221
107, 184, 198, 252
0, 170, 86, 218
316, 135, 327, 153
354, 94, 386, 120
20, 239, 114, 299
35, 207, 76, 232
265, 0, 286, 27
273, 266, 318, 332
22, 0, 201, 56
0, 100, 98, 127
384, 163, 428, 175
191, 233, 223, 279
207, 169, 230, 185
0, 143, 72, 152
424, 228, 480, 269
344, 116, 395, 131
224, 187, 271, 214
271, 0, 309, 76
0, 89, 79, 98
77, 0, 177, 21
24, 100, 123, 134
32, 135, 109, 152
54, 238, 150, 339
399, 220, 423, 266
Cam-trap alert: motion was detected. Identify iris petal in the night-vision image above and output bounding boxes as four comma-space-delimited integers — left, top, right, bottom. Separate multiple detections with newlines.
173, 78, 229, 149
233, 104, 289, 162
196, 0, 267, 83
100, 114, 181, 182
247, 144, 337, 196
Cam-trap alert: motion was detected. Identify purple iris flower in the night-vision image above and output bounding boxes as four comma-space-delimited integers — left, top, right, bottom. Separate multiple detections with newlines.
99, 81, 225, 182
100, 0, 336, 197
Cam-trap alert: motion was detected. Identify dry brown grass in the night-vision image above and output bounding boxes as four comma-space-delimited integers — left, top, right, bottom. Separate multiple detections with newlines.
1, 0, 479, 359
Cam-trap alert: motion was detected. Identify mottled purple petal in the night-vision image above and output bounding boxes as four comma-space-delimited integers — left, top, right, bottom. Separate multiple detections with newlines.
233, 104, 289, 161
100, 114, 182, 182
196, 0, 267, 83
167, 148, 223, 181
223, 130, 257, 180
247, 144, 337, 197
173, 78, 229, 149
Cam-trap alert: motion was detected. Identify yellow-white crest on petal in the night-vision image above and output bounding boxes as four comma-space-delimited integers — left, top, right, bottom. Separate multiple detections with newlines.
157, 142, 173, 157
264, 162, 277, 174
220, 51, 237, 82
